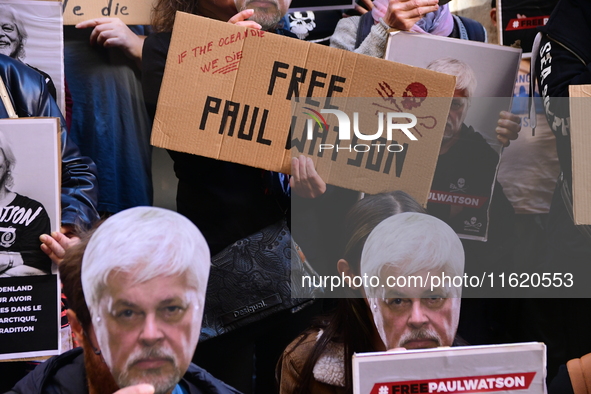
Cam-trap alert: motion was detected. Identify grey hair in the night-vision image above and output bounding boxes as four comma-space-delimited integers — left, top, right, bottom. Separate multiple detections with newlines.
0, 131, 16, 189
81, 207, 211, 314
0, 5, 28, 61
361, 212, 464, 298
427, 57, 477, 98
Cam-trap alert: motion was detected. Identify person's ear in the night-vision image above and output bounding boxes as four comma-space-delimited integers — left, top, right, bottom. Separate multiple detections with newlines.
337, 258, 352, 276
67, 309, 83, 342
337, 259, 362, 289
490, 8, 497, 27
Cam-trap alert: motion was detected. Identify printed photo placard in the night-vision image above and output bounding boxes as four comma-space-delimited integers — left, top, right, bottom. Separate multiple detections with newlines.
0, 0, 64, 112
0, 117, 61, 360
385, 32, 521, 241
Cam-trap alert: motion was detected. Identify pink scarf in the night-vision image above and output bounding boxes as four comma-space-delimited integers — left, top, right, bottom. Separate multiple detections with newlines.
371, 0, 454, 37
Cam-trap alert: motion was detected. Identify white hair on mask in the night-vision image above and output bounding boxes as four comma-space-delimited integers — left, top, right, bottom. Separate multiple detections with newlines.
360, 212, 464, 298
427, 57, 477, 98
81, 206, 210, 315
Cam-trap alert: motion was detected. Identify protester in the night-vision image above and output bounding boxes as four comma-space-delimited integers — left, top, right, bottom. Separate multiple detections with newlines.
62, 18, 152, 215
331, 0, 486, 57
490, 0, 559, 273
319, 2, 519, 347
8, 206, 240, 394
529, 0, 591, 380
487, 0, 560, 370
279, 191, 467, 394
534, 0, 591, 294
141, 2, 316, 393
0, 51, 99, 392
361, 213, 464, 350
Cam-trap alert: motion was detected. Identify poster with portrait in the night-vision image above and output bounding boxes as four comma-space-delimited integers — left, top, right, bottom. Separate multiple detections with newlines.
385, 33, 521, 241
497, 0, 558, 57
0, 118, 61, 360
0, 0, 64, 113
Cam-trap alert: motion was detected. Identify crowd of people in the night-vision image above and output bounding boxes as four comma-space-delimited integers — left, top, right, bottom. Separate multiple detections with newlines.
0, 0, 590, 393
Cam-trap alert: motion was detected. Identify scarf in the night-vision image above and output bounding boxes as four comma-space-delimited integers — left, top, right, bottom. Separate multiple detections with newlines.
371, 0, 454, 37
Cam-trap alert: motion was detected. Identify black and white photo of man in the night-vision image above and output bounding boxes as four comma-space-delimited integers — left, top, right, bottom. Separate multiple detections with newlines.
0, 4, 27, 61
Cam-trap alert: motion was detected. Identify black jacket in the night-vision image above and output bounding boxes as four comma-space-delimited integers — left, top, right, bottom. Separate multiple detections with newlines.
536, 0, 591, 186
0, 54, 99, 228
6, 347, 242, 394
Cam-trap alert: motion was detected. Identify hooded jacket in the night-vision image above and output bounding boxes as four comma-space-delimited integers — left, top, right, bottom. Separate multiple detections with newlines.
536, 0, 591, 185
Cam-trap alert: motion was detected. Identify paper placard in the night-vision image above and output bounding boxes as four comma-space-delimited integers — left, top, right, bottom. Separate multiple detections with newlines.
353, 342, 547, 394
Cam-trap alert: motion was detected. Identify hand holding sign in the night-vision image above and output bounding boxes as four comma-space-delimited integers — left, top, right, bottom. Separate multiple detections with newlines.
76, 18, 145, 60
495, 110, 521, 147
228, 9, 262, 30
40, 231, 79, 265
290, 155, 327, 198
383, 0, 440, 30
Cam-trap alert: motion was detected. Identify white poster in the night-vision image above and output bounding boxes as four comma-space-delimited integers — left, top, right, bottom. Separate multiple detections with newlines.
0, 118, 61, 360
353, 343, 547, 394
385, 33, 521, 241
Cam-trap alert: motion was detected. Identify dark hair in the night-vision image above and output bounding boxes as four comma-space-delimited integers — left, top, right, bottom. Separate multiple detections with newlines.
491, 0, 496, 8
284, 191, 425, 394
151, 0, 200, 33
59, 225, 101, 331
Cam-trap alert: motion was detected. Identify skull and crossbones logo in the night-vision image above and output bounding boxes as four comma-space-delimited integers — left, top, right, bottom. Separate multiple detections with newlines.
402, 82, 428, 110
464, 217, 482, 230
450, 178, 467, 193
289, 12, 316, 40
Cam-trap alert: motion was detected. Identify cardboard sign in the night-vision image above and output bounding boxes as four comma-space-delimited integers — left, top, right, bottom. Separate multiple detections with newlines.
62, 0, 153, 25
0, 118, 61, 360
497, 0, 558, 56
152, 12, 456, 201
353, 342, 547, 394
569, 85, 591, 225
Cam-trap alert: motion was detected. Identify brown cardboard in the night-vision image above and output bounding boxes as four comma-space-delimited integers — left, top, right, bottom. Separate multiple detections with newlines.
569, 85, 591, 225
152, 12, 456, 203
62, 0, 153, 25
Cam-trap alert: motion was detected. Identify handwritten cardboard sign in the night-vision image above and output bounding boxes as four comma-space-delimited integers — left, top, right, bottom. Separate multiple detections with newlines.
152, 12, 455, 202
62, 0, 153, 25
